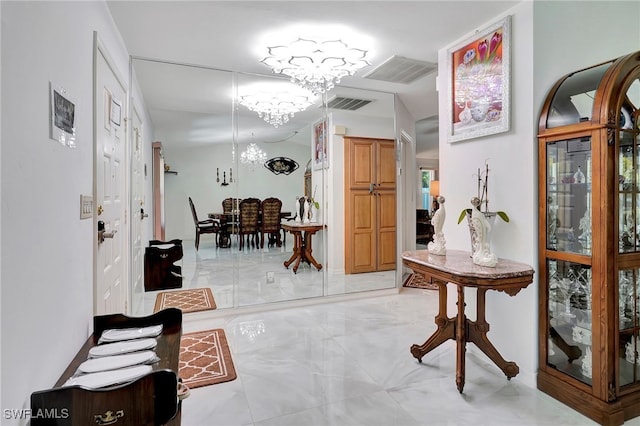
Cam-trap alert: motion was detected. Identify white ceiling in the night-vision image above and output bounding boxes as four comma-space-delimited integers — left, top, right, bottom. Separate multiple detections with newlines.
107, 1, 519, 158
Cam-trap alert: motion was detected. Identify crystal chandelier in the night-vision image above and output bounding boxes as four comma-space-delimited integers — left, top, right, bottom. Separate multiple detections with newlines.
239, 82, 315, 127
240, 135, 267, 170
261, 37, 370, 95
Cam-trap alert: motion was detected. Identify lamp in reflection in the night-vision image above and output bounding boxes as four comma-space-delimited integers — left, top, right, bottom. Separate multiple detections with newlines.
240, 134, 268, 170
239, 82, 315, 127
430, 180, 440, 213
261, 35, 370, 95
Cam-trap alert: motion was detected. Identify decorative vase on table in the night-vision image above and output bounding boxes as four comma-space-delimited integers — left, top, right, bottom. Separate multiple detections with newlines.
303, 198, 310, 224
466, 197, 497, 267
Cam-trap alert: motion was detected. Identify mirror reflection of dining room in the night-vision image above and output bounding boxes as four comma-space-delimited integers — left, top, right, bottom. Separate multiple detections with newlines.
132, 57, 398, 316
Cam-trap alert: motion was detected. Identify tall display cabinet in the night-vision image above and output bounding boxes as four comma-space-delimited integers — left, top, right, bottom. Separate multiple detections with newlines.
538, 51, 640, 425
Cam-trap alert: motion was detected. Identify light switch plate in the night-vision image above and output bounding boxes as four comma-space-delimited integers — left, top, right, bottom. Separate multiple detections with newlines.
80, 195, 93, 219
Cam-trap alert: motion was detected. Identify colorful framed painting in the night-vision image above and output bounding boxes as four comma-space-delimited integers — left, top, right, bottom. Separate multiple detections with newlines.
446, 15, 511, 143
313, 115, 330, 170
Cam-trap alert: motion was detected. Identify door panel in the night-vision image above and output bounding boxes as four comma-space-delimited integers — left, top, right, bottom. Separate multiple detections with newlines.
377, 191, 397, 271
377, 141, 396, 189
349, 192, 376, 273
349, 139, 375, 189
131, 107, 145, 315
344, 137, 397, 274
95, 41, 128, 315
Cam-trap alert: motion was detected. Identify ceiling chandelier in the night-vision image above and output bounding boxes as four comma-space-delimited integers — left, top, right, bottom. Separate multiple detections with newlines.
240, 134, 267, 170
261, 37, 370, 95
238, 82, 315, 127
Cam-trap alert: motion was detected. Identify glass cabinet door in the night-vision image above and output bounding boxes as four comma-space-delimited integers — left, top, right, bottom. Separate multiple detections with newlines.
546, 137, 592, 255
619, 268, 640, 388
547, 259, 593, 385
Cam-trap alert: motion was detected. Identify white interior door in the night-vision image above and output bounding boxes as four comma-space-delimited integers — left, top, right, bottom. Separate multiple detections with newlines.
131, 104, 145, 314
95, 37, 128, 315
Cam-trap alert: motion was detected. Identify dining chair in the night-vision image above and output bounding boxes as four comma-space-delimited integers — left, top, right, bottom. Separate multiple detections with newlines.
221, 197, 242, 244
238, 198, 261, 250
260, 197, 283, 248
188, 197, 220, 250
222, 197, 242, 213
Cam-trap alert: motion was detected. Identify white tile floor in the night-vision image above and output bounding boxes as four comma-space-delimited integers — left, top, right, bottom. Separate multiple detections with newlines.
139, 238, 639, 425
178, 288, 612, 426
134, 236, 396, 316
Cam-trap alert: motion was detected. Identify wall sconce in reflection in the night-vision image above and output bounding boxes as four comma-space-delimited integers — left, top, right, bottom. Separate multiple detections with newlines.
217, 168, 234, 186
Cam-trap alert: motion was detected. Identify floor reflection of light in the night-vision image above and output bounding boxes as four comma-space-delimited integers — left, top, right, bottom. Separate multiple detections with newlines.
239, 320, 266, 342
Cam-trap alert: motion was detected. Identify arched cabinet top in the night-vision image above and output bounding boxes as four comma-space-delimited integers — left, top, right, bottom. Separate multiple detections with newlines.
538, 50, 640, 137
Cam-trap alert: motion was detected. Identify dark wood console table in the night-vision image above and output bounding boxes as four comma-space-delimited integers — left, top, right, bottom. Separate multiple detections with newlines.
281, 222, 324, 273
30, 308, 182, 425
402, 249, 534, 393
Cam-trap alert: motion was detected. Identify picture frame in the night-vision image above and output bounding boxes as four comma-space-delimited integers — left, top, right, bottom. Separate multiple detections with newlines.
49, 82, 77, 147
313, 115, 330, 170
446, 15, 511, 143
110, 97, 122, 126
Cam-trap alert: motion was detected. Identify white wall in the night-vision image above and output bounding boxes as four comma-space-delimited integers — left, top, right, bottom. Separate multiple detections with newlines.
0, 2, 132, 423
438, 2, 536, 385
437, 0, 640, 389
163, 142, 310, 242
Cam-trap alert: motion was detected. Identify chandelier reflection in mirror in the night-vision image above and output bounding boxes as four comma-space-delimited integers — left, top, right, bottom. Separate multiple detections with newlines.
240, 134, 267, 170
261, 35, 370, 95
238, 82, 315, 127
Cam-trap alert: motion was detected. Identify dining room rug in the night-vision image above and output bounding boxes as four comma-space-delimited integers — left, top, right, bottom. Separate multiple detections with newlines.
179, 329, 237, 389
403, 272, 438, 290
153, 288, 216, 314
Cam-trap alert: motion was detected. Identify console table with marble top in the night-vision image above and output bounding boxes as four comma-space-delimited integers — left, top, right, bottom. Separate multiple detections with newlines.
402, 249, 535, 393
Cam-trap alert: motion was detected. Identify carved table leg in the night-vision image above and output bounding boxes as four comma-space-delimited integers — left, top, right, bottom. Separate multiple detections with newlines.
466, 288, 519, 379
284, 231, 303, 273
456, 284, 467, 393
410, 279, 455, 362
302, 231, 323, 271
550, 326, 582, 363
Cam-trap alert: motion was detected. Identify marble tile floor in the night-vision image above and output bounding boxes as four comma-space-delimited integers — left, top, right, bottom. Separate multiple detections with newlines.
177, 288, 612, 426
134, 236, 397, 316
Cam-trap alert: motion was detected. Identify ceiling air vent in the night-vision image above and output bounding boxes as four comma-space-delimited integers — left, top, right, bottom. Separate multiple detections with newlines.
363, 55, 437, 84
326, 96, 372, 111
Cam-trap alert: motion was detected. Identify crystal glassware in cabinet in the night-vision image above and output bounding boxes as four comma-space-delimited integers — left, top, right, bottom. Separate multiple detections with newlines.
547, 259, 593, 383
545, 137, 592, 255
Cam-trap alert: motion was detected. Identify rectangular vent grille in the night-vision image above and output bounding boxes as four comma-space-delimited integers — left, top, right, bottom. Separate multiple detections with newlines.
363, 55, 437, 84
326, 96, 372, 111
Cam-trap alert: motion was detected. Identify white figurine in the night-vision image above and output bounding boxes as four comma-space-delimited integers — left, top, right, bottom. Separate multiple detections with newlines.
427, 196, 446, 255
582, 346, 592, 378
470, 197, 497, 267
303, 198, 310, 224
294, 196, 301, 223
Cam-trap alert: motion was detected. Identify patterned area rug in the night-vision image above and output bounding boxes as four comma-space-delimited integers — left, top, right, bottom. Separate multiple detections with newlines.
179, 329, 237, 389
153, 288, 216, 313
403, 273, 438, 290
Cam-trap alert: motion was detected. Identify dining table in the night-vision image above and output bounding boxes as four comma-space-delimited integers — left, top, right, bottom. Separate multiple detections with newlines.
208, 211, 292, 248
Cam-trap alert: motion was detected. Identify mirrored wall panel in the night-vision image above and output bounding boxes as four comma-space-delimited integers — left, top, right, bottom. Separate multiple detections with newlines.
130, 57, 397, 316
